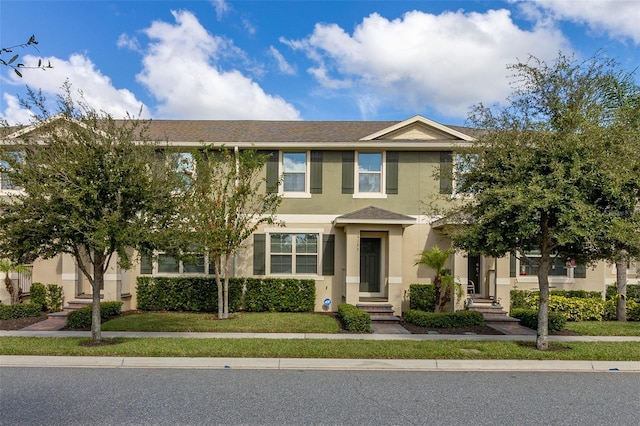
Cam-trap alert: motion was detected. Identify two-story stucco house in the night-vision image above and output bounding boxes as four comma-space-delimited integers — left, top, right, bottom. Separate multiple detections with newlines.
1, 115, 637, 312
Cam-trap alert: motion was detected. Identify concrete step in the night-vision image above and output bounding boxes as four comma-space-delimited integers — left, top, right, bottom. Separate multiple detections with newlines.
369, 315, 402, 324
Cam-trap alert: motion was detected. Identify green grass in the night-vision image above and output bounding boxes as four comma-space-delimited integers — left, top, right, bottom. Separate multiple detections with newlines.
101, 312, 340, 333
1, 337, 639, 360
564, 321, 640, 336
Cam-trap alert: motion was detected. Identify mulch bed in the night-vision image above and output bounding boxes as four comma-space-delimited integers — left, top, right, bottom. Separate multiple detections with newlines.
0, 313, 49, 330
401, 322, 504, 335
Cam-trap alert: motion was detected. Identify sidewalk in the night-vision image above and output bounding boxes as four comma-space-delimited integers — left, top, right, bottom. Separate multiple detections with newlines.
2, 330, 640, 373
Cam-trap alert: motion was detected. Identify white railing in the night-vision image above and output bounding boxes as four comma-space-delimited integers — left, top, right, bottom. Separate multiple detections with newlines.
17, 265, 34, 295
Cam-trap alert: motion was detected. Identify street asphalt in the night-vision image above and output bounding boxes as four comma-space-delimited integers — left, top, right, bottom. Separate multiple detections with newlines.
1, 330, 639, 372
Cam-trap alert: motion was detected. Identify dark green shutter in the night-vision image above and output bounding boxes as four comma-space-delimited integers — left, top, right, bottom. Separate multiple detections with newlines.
310, 151, 323, 194
140, 254, 153, 275
253, 234, 266, 275
342, 151, 354, 194
386, 151, 399, 194
322, 234, 335, 276
439, 151, 453, 194
263, 150, 279, 193
510, 253, 517, 277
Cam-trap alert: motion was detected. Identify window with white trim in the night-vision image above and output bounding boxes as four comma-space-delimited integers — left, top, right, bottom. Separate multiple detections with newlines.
1, 151, 23, 191
355, 152, 385, 196
145, 252, 210, 275
519, 251, 586, 278
270, 233, 318, 275
281, 152, 309, 196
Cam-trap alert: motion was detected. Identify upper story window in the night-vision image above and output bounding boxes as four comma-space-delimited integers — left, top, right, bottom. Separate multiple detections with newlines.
282, 152, 307, 193
358, 153, 383, 193
1, 151, 23, 192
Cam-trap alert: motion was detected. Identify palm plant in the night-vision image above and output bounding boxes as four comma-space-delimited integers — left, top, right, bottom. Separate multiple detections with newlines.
415, 247, 454, 312
0, 259, 31, 304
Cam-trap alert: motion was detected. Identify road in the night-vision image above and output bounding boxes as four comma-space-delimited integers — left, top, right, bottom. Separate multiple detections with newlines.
1, 367, 638, 425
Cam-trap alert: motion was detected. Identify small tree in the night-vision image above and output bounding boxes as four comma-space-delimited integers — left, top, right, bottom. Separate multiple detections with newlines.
177, 147, 281, 319
452, 53, 636, 350
0, 259, 31, 304
415, 247, 453, 312
0, 84, 182, 342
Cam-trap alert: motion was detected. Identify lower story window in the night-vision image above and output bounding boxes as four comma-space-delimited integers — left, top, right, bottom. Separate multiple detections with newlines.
270, 233, 318, 274
152, 253, 208, 274
520, 252, 586, 278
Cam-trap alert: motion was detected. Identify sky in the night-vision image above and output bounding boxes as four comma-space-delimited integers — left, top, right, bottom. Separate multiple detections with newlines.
1, 0, 639, 126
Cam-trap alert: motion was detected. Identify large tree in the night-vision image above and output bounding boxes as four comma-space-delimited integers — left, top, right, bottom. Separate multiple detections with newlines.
452, 53, 639, 350
0, 86, 181, 342
176, 147, 281, 319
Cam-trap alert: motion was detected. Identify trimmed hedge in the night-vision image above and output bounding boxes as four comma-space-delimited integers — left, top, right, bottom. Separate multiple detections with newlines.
244, 278, 315, 312
337, 303, 371, 333
403, 310, 484, 328
0, 303, 43, 320
136, 277, 242, 313
604, 299, 640, 321
510, 308, 566, 331
606, 284, 640, 302
136, 276, 315, 313
409, 284, 436, 312
66, 301, 123, 329
511, 289, 602, 310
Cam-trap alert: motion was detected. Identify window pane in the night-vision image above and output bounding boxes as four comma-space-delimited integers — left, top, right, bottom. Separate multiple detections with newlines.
158, 254, 179, 273
359, 173, 381, 192
296, 234, 318, 254
283, 153, 306, 172
296, 255, 317, 274
270, 234, 292, 253
358, 153, 381, 172
271, 255, 292, 273
183, 254, 205, 273
284, 173, 305, 192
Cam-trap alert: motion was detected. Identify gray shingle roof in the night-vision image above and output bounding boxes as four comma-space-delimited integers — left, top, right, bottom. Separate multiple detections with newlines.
334, 206, 415, 225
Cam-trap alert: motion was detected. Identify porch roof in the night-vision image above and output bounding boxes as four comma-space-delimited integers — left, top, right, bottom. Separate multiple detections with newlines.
333, 206, 416, 227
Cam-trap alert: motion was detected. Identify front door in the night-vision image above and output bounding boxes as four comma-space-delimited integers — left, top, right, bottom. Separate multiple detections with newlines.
360, 237, 381, 295
468, 254, 481, 295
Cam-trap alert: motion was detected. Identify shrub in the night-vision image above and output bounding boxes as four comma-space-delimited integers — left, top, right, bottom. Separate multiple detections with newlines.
136, 277, 242, 312
409, 284, 436, 312
604, 299, 640, 321
512, 289, 602, 310
337, 303, 371, 332
550, 290, 602, 299
66, 301, 123, 329
29, 283, 47, 311
403, 310, 484, 328
510, 308, 566, 331
606, 284, 640, 302
0, 302, 43, 319
46, 284, 64, 312
512, 292, 607, 321
244, 278, 315, 312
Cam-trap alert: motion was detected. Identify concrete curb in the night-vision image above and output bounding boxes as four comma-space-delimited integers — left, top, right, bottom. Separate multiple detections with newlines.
2, 355, 639, 372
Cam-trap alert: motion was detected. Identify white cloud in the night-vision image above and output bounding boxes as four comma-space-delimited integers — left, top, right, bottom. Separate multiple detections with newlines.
117, 33, 141, 52
136, 10, 300, 120
212, 0, 230, 21
1, 93, 32, 126
269, 46, 296, 75
526, 0, 640, 44
285, 9, 571, 119
1, 54, 149, 125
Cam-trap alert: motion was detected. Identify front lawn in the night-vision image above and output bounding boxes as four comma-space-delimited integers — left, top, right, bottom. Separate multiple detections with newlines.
101, 311, 341, 333
563, 321, 640, 336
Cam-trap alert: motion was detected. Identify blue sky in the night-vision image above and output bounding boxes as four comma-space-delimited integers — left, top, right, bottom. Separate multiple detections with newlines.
1, 0, 639, 126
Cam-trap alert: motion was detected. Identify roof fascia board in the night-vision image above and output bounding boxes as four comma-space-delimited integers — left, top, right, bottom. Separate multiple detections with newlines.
153, 141, 473, 149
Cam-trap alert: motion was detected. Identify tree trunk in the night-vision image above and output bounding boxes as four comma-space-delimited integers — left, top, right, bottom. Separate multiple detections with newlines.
536, 256, 550, 351
215, 255, 224, 319
4, 273, 17, 305
223, 252, 230, 319
433, 274, 443, 313
91, 255, 104, 343
616, 259, 627, 322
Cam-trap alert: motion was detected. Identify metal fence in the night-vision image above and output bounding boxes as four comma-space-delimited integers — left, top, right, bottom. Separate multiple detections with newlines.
16, 265, 33, 295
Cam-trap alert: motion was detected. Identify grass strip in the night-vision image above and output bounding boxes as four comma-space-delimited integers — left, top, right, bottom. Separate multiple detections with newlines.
1, 337, 639, 361
563, 321, 640, 336
102, 312, 340, 333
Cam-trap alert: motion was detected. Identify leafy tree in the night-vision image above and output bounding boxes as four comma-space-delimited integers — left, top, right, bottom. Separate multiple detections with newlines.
1, 35, 52, 77
415, 246, 454, 312
451, 53, 638, 350
590, 71, 640, 321
0, 259, 31, 304
0, 84, 182, 342
176, 147, 281, 319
